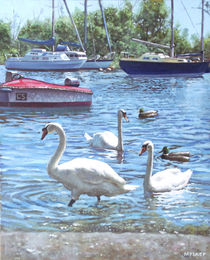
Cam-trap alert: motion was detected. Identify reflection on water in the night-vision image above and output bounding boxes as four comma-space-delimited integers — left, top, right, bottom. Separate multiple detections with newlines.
0, 65, 210, 235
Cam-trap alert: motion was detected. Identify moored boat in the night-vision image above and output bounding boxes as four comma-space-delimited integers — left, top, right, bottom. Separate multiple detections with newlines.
120, 52, 208, 77
0, 72, 93, 107
120, 0, 208, 78
5, 48, 87, 72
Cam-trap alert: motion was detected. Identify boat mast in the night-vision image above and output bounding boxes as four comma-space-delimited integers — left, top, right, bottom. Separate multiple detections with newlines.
98, 0, 112, 53
84, 0, 88, 51
170, 0, 174, 57
201, 0, 204, 62
63, 0, 86, 52
52, 0, 55, 52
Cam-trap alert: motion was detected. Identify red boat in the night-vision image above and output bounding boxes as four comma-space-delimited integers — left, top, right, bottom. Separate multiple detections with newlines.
0, 72, 93, 107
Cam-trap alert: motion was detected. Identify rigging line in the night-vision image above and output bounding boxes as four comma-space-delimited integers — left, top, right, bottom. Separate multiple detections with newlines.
180, 0, 200, 37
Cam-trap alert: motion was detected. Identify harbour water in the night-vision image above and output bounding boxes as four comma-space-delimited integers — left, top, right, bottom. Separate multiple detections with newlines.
0, 65, 209, 235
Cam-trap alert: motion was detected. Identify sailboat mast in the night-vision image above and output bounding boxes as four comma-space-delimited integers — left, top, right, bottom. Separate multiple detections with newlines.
170, 0, 174, 57
84, 0, 88, 51
98, 0, 112, 53
63, 0, 86, 52
52, 0, 55, 52
201, 0, 204, 62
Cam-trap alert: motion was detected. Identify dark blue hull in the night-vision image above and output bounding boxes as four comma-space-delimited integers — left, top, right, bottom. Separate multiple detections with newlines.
120, 59, 209, 77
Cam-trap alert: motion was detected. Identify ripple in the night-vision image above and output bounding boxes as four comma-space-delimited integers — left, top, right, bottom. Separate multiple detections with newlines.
0, 66, 210, 234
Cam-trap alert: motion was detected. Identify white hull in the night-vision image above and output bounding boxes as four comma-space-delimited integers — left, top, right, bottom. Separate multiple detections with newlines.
81, 59, 113, 70
0, 88, 92, 107
6, 58, 86, 71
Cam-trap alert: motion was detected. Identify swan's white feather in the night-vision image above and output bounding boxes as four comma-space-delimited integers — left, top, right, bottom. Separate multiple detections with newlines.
85, 131, 118, 149
150, 169, 192, 192
43, 122, 137, 204
140, 140, 192, 193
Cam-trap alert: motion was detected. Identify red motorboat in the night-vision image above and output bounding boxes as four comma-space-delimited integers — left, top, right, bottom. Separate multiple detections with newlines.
0, 72, 93, 107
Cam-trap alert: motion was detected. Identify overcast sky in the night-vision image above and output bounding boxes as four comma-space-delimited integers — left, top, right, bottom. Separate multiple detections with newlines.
0, 0, 209, 39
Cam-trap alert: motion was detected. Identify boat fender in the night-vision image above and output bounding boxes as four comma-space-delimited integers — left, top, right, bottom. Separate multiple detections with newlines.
12, 73, 23, 80
5, 71, 23, 82
64, 78, 80, 87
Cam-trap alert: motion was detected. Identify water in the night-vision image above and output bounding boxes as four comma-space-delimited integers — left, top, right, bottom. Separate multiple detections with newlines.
0, 65, 210, 235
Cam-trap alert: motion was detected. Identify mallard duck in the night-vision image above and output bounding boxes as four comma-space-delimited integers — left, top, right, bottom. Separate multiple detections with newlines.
138, 108, 158, 118
139, 140, 192, 192
160, 146, 190, 162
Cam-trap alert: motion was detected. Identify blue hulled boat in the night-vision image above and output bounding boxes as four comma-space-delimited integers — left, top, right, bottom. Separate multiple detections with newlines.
120, 0, 209, 78
120, 53, 209, 78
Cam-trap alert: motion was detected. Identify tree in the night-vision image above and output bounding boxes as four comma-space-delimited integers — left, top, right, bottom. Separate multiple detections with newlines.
0, 21, 14, 62
134, 0, 169, 44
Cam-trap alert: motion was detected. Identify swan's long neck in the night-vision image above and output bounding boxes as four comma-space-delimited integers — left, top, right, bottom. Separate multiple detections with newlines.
47, 126, 66, 176
117, 111, 123, 151
144, 145, 154, 189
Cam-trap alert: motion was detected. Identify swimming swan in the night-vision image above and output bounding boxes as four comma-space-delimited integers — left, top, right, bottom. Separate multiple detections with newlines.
139, 140, 192, 192
41, 122, 137, 206
160, 146, 190, 162
138, 108, 158, 119
84, 109, 128, 151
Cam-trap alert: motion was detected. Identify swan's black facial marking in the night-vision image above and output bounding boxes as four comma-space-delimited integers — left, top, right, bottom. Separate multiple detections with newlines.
121, 110, 129, 122
41, 126, 48, 140
139, 143, 148, 156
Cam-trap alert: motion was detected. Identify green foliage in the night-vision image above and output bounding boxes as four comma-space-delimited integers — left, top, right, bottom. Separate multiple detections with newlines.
0, 0, 209, 64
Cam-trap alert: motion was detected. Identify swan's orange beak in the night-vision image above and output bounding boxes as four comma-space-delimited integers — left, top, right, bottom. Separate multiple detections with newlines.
139, 146, 146, 156
123, 114, 129, 122
41, 127, 48, 140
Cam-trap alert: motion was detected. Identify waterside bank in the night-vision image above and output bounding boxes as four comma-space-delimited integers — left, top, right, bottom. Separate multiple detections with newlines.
1, 231, 209, 259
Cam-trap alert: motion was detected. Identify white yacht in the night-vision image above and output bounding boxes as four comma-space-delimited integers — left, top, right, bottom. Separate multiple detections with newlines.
5, 48, 87, 71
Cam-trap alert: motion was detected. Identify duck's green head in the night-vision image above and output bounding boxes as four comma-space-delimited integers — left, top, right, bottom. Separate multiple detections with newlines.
160, 146, 170, 154
139, 108, 144, 113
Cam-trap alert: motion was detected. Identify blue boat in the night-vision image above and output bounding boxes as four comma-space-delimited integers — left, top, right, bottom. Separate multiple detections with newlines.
120, 53, 209, 78
120, 0, 208, 78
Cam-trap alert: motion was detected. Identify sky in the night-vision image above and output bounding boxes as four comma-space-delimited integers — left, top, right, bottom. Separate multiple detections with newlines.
0, 0, 209, 40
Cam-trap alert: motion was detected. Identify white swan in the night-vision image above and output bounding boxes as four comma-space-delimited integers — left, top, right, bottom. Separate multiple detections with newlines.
139, 140, 192, 192
41, 122, 138, 206
84, 109, 128, 151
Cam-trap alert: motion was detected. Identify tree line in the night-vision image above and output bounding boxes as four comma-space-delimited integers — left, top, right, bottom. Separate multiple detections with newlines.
0, 0, 209, 65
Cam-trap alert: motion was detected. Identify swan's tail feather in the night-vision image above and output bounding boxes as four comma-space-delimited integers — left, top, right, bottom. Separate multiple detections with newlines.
185, 169, 193, 181
84, 133, 92, 144
124, 184, 139, 191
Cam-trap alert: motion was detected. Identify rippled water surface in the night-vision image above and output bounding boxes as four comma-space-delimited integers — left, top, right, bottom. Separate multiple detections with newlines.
1, 65, 210, 234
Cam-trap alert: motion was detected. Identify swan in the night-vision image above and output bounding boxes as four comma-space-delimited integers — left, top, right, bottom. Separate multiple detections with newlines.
139, 140, 192, 192
84, 109, 128, 151
138, 108, 158, 119
160, 146, 190, 162
41, 122, 138, 206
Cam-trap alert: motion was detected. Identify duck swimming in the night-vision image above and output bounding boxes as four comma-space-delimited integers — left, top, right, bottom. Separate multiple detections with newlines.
160, 146, 190, 162
138, 108, 158, 119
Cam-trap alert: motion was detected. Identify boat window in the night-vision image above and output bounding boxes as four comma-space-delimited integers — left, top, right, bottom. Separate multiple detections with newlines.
152, 58, 158, 60
143, 57, 150, 60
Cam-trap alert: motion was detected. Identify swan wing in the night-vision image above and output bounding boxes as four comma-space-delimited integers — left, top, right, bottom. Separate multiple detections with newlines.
60, 158, 126, 186
91, 131, 118, 149
151, 168, 192, 191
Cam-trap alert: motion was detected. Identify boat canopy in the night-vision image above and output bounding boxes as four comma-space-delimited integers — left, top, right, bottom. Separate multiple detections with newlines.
60, 41, 82, 48
18, 37, 55, 46
176, 52, 202, 57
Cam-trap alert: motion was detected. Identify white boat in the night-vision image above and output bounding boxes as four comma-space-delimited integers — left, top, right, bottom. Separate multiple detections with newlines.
5, 0, 87, 72
80, 54, 114, 70
5, 48, 87, 71
81, 0, 114, 70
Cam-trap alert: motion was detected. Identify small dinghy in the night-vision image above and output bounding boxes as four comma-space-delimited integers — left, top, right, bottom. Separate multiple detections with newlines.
0, 72, 93, 107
